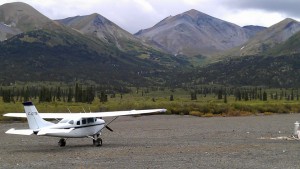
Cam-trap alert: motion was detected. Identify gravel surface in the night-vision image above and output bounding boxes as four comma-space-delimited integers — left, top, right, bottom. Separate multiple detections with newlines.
1, 114, 300, 169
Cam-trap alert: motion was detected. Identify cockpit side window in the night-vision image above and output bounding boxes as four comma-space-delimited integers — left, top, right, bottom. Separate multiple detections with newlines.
68, 120, 74, 124
76, 121, 80, 125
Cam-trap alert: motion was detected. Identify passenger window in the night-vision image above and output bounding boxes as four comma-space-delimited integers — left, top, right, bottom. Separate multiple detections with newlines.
68, 120, 74, 124
76, 121, 80, 125
82, 119, 87, 124
87, 118, 94, 123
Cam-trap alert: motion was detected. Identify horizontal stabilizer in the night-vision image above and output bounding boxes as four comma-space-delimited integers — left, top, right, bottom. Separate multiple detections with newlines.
5, 128, 33, 135
37, 128, 74, 136
3, 113, 26, 118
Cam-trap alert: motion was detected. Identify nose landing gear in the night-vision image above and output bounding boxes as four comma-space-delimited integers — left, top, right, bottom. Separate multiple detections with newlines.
93, 134, 102, 147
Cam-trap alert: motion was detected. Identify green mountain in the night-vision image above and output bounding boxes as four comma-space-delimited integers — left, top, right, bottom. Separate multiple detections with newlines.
190, 54, 300, 87
188, 29, 300, 88
270, 31, 300, 55
57, 13, 145, 51
0, 28, 158, 85
57, 13, 187, 67
221, 18, 300, 57
0, 3, 206, 87
2, 2, 300, 88
0, 2, 183, 85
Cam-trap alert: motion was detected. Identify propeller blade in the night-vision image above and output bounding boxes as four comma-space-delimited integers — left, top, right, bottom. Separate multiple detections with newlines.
105, 126, 113, 132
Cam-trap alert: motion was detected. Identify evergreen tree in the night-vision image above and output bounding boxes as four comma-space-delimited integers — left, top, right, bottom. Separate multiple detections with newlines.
86, 86, 95, 104
99, 92, 108, 103
263, 91, 268, 101
23, 87, 29, 102
2, 89, 11, 103
218, 89, 222, 100
224, 92, 227, 103
191, 92, 197, 100
170, 94, 174, 101
56, 86, 61, 101
67, 87, 73, 102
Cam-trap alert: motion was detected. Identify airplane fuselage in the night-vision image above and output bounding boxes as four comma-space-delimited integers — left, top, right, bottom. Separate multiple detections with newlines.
37, 118, 105, 138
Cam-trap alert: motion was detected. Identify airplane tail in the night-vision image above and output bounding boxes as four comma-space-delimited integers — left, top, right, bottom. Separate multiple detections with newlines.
23, 102, 53, 130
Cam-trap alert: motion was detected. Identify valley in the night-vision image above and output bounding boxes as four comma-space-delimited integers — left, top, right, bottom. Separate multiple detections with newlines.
0, 2, 300, 90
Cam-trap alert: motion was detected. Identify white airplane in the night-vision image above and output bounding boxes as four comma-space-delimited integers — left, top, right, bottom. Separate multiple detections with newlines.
3, 102, 166, 147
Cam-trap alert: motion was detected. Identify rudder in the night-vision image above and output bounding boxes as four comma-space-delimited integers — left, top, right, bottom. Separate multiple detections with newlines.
23, 102, 53, 130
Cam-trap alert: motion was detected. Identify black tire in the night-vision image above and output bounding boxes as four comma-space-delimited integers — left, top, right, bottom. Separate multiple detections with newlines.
96, 138, 102, 147
58, 139, 66, 147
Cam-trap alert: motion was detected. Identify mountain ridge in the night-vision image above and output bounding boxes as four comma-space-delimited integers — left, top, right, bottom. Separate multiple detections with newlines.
135, 9, 264, 57
222, 18, 300, 57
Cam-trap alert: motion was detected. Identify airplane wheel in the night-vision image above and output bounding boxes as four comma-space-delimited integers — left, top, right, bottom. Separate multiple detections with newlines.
94, 138, 102, 147
58, 138, 66, 147
98, 138, 102, 147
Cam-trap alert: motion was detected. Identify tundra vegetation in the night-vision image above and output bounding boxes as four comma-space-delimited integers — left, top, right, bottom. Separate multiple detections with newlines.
1, 83, 300, 121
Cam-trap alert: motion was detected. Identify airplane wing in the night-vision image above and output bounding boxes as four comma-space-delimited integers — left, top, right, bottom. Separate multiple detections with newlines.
5, 128, 34, 135
4, 109, 167, 119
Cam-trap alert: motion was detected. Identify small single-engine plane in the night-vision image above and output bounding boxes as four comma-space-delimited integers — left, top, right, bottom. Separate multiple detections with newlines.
4, 102, 166, 147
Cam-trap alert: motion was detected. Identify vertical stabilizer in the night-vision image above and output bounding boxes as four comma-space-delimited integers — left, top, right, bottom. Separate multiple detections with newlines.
23, 102, 53, 130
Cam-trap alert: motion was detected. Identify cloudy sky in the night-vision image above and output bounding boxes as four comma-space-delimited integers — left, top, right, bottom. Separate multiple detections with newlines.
1, 0, 300, 33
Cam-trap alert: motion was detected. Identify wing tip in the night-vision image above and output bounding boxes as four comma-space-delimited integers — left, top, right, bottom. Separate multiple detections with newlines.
159, 109, 167, 112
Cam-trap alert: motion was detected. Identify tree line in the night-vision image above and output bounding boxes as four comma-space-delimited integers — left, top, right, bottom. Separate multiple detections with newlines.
0, 84, 97, 103
1, 84, 300, 104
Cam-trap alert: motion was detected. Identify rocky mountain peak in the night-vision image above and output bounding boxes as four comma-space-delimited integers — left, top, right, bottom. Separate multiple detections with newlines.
183, 9, 202, 17
135, 9, 254, 56
0, 2, 57, 41
182, 9, 211, 19
0, 2, 52, 31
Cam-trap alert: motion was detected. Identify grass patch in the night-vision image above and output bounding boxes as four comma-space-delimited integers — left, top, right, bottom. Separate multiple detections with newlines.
1, 88, 300, 121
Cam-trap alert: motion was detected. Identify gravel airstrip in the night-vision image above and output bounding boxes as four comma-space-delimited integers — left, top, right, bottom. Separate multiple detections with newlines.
1, 114, 300, 169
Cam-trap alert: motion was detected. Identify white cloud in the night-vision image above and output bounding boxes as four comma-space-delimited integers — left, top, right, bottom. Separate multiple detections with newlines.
133, 0, 155, 13
222, 9, 286, 27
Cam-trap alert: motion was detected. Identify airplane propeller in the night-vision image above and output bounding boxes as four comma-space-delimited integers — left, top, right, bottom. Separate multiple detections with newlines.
105, 125, 113, 132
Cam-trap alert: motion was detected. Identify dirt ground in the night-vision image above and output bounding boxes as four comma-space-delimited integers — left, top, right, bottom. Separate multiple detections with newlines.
1, 114, 300, 169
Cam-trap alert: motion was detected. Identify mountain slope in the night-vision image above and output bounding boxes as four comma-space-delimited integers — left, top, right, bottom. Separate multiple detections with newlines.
270, 30, 300, 55
189, 54, 300, 87
57, 13, 189, 67
228, 18, 300, 56
57, 14, 141, 50
0, 2, 178, 85
0, 28, 169, 85
242, 25, 266, 37
135, 9, 262, 57
0, 2, 56, 41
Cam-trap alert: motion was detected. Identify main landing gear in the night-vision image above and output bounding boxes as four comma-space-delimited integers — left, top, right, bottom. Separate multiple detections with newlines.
58, 138, 66, 147
93, 134, 102, 147
57, 136, 102, 147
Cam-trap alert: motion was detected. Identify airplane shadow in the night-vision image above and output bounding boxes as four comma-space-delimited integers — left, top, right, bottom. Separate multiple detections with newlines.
11, 142, 135, 153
